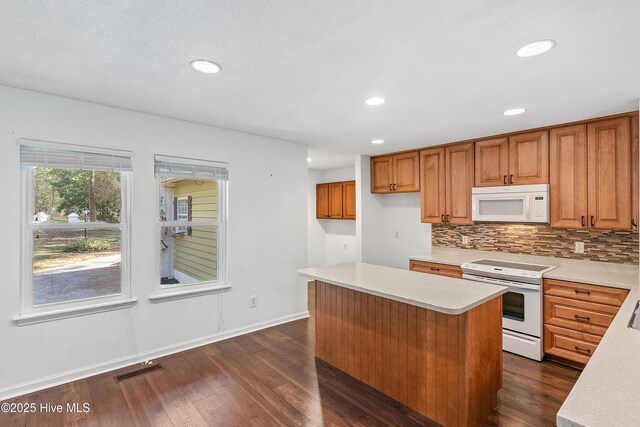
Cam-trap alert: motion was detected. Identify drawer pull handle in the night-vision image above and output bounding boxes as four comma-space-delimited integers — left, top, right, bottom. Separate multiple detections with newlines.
581, 215, 585, 227
503, 175, 507, 185
431, 267, 440, 272
574, 314, 591, 322
574, 346, 591, 354
574, 289, 591, 296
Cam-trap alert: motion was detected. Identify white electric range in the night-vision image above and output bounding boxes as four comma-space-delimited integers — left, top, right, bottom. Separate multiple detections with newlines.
461, 259, 556, 361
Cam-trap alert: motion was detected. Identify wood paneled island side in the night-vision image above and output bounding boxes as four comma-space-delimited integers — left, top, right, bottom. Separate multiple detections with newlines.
298, 262, 507, 427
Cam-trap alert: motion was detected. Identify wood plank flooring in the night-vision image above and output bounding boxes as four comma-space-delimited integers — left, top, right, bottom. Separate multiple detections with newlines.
2, 293, 580, 426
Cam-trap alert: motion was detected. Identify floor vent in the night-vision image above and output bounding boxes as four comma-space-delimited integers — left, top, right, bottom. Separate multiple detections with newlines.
114, 364, 163, 383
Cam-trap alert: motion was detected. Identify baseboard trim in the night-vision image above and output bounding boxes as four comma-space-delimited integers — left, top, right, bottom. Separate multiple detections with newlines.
0, 310, 310, 401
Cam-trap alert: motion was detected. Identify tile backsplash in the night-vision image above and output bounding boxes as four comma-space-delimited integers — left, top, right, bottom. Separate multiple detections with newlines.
432, 224, 639, 265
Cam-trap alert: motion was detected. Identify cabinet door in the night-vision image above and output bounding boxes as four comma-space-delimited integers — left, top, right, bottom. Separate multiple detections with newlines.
508, 130, 549, 185
587, 117, 631, 230
445, 142, 475, 225
371, 156, 393, 193
631, 114, 639, 231
475, 137, 509, 187
342, 180, 356, 220
393, 151, 420, 192
329, 182, 344, 219
549, 125, 588, 228
420, 148, 446, 223
316, 183, 329, 219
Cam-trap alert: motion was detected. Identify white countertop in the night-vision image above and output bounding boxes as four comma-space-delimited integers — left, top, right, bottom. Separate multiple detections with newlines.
410, 247, 640, 427
298, 262, 507, 315
410, 247, 638, 290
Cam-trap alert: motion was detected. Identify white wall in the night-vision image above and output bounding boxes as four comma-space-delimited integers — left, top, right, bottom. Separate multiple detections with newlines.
0, 85, 309, 399
356, 155, 430, 268
379, 193, 430, 269
307, 166, 356, 267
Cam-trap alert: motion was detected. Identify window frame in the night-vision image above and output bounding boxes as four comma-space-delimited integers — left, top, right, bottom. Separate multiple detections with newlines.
16, 141, 135, 325
150, 155, 230, 303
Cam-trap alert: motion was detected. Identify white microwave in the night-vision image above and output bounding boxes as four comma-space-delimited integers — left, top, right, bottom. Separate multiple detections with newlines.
471, 184, 549, 223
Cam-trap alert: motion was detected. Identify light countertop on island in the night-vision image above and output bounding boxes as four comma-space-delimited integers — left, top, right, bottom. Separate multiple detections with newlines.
298, 261, 507, 315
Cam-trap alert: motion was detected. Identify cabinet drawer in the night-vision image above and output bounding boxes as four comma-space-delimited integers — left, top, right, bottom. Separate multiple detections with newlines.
544, 279, 628, 307
544, 295, 619, 336
544, 324, 602, 364
409, 260, 462, 279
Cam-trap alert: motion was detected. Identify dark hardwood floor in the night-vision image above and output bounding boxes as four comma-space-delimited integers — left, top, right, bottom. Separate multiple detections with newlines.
2, 301, 580, 426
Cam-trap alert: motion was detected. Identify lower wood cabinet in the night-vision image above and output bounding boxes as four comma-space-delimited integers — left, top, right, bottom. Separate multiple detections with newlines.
409, 260, 462, 279
316, 180, 356, 220
543, 278, 628, 365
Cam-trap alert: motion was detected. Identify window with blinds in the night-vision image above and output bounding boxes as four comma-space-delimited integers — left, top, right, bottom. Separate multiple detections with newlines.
19, 140, 133, 315
155, 155, 228, 289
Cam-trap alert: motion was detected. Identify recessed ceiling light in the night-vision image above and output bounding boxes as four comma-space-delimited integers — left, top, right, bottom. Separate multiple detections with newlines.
190, 59, 221, 74
516, 40, 555, 57
306, 157, 312, 162
371, 139, 385, 144
504, 108, 526, 116
364, 97, 386, 106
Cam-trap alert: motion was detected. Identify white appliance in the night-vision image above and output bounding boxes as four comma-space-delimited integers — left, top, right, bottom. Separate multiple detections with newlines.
471, 184, 549, 223
461, 259, 556, 361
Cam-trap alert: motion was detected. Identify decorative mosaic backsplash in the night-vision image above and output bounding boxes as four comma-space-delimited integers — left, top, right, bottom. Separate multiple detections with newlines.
432, 224, 639, 265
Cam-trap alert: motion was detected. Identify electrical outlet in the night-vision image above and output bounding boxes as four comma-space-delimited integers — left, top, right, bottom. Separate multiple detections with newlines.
575, 241, 585, 254
249, 295, 258, 308
462, 236, 470, 245
395, 231, 399, 238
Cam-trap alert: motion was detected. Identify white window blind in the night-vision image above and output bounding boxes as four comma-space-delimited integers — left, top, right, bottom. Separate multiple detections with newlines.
155, 155, 229, 181
20, 144, 132, 172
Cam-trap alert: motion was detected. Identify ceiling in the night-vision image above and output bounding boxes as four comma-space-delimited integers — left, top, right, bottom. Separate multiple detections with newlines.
1, 1, 639, 169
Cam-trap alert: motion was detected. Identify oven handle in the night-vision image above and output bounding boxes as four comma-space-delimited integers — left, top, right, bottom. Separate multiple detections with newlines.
462, 273, 541, 291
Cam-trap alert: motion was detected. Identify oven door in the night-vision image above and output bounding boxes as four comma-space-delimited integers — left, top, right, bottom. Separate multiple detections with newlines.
462, 274, 542, 338
502, 284, 541, 338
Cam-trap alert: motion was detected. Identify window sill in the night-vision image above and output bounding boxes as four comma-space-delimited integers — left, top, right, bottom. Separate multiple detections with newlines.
13, 298, 138, 326
148, 284, 231, 303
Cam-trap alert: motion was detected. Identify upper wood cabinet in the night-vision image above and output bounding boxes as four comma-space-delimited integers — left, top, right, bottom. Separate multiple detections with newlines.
371, 155, 393, 193
508, 130, 549, 185
316, 183, 329, 219
631, 114, 639, 231
445, 142, 475, 224
475, 137, 509, 187
420, 147, 446, 223
421, 143, 474, 225
550, 117, 632, 230
587, 117, 631, 230
475, 131, 549, 186
342, 180, 356, 220
371, 151, 420, 193
316, 180, 355, 220
329, 182, 344, 219
549, 124, 588, 228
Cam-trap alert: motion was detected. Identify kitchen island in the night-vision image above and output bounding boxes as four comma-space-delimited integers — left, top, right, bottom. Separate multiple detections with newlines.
298, 262, 507, 427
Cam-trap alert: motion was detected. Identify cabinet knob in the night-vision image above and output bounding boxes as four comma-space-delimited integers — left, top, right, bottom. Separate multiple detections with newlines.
590, 216, 595, 227
503, 175, 507, 185
581, 216, 585, 227
441, 214, 445, 223
509, 174, 514, 185
389, 183, 392, 191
